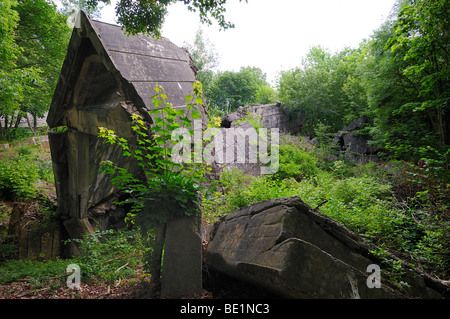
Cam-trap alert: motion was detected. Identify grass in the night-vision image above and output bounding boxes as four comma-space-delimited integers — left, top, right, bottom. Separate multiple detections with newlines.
0, 258, 71, 285
66, 229, 151, 285
0, 229, 150, 297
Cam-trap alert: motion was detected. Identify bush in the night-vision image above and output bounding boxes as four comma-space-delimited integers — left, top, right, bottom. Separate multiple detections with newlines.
201, 168, 253, 222
0, 157, 39, 201
202, 168, 304, 222
36, 157, 54, 183
275, 143, 318, 180
0, 142, 55, 201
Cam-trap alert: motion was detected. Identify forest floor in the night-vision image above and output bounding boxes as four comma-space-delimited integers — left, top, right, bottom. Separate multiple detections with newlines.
0, 266, 280, 299
0, 280, 155, 299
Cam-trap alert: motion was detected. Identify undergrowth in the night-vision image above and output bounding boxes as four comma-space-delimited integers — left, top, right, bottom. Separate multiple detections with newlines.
202, 139, 450, 280
0, 144, 54, 201
0, 229, 150, 292
65, 229, 151, 284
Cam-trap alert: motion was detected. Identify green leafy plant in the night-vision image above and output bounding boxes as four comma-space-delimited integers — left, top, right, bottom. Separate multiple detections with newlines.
0, 157, 39, 201
235, 109, 263, 131
98, 82, 210, 284
98, 83, 209, 227
274, 143, 318, 181
50, 126, 69, 133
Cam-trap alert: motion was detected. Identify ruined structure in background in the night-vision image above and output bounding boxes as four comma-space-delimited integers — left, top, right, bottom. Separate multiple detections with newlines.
46, 12, 207, 256
334, 117, 379, 163
221, 103, 303, 133
216, 103, 304, 176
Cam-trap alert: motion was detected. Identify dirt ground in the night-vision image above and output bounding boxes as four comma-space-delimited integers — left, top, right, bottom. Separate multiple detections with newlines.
0, 267, 280, 299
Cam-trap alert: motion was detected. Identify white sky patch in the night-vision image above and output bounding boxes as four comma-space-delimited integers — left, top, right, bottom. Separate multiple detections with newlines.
98, 0, 396, 84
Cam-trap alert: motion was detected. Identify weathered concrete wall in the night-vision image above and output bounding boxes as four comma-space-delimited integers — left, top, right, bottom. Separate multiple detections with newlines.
215, 103, 304, 177
222, 103, 303, 134
161, 216, 203, 297
7, 202, 62, 260
49, 114, 139, 240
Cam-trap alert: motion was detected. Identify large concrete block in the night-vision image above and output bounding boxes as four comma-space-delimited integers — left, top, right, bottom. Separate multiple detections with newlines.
206, 197, 448, 299
161, 216, 203, 297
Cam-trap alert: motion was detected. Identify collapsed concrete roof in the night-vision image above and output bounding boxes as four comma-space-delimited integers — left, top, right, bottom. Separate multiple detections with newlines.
47, 11, 199, 128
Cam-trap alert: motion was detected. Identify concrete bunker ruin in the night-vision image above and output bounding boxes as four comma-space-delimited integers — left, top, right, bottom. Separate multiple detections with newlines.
46, 11, 207, 255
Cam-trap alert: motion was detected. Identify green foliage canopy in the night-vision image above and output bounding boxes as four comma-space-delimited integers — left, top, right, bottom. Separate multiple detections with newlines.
277, 45, 367, 135
15, 0, 72, 123
207, 66, 275, 114
363, 0, 449, 162
0, 0, 71, 140
184, 27, 219, 107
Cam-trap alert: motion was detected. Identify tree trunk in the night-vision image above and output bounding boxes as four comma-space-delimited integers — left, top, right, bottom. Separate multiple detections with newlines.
0, 119, 3, 140
33, 112, 37, 131
444, 99, 450, 146
14, 115, 22, 129
25, 113, 36, 135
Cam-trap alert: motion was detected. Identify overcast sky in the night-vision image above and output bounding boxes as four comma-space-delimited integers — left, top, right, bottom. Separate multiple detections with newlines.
100, 0, 397, 84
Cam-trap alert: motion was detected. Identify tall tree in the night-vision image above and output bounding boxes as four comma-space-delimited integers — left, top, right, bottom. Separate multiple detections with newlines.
207, 66, 270, 113
184, 30, 276, 116
59, 0, 104, 19
0, 0, 21, 137
184, 28, 219, 74
0, 0, 71, 140
278, 46, 367, 135
388, 0, 449, 146
0, 0, 19, 71
363, 0, 449, 160
184, 28, 219, 103
254, 84, 277, 105
15, 0, 71, 130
